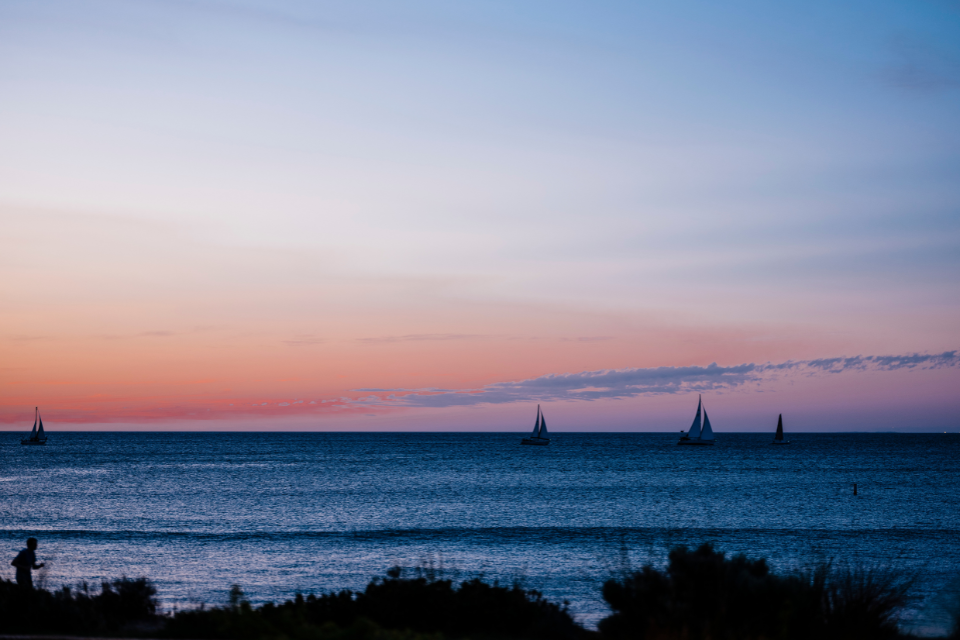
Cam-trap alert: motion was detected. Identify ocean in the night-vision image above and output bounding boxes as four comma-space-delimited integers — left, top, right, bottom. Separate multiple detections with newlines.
2, 432, 959, 634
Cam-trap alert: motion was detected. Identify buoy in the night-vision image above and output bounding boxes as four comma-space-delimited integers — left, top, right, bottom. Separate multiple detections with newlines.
853, 483, 857, 495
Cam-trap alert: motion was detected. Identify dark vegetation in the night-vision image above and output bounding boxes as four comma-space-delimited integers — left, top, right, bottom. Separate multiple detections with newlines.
1, 545, 954, 640
163, 567, 583, 640
600, 543, 914, 640
0, 568, 582, 640
0, 576, 158, 635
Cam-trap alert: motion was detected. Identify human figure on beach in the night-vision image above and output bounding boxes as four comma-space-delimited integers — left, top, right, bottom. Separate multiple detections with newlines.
11, 537, 44, 588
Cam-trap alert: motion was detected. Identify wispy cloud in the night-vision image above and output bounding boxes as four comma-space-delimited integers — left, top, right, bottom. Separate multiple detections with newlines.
282, 335, 324, 347
765, 351, 959, 373
358, 334, 488, 344
352, 351, 959, 408
357, 334, 614, 345
99, 326, 223, 341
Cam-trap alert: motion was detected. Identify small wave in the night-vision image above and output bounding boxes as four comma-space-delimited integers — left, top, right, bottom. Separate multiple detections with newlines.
3, 525, 958, 543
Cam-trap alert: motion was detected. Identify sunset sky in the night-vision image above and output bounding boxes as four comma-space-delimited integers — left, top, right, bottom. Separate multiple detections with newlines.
2, 0, 958, 431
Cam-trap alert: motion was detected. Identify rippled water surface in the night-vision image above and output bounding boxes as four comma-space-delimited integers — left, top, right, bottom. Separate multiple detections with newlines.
2, 432, 959, 632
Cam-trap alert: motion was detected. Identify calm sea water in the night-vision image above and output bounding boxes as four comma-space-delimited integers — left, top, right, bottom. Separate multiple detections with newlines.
2, 432, 959, 633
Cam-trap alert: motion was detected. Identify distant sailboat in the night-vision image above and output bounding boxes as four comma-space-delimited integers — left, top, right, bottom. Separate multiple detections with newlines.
21, 407, 48, 445
678, 395, 715, 446
772, 414, 790, 444
521, 405, 550, 446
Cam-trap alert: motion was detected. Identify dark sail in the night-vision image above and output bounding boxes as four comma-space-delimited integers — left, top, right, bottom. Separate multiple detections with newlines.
521, 404, 551, 445
775, 414, 783, 441
20, 407, 47, 445
700, 408, 715, 441
687, 395, 702, 439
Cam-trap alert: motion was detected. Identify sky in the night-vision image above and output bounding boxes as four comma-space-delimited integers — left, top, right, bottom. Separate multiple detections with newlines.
1, 0, 959, 432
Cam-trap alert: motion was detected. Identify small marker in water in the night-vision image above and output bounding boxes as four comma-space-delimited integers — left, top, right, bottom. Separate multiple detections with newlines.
853, 483, 857, 495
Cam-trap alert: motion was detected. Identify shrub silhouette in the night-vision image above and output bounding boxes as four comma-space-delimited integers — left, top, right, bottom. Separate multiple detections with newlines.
820, 565, 911, 640
165, 568, 585, 640
0, 550, 921, 639
599, 544, 910, 640
0, 577, 157, 635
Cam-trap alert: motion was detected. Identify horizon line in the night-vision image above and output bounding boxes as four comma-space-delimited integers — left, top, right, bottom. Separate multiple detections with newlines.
3, 430, 958, 434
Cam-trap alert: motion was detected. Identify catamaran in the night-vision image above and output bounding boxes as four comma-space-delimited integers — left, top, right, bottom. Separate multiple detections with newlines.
521, 405, 550, 446
678, 395, 715, 445
772, 414, 790, 444
21, 407, 48, 445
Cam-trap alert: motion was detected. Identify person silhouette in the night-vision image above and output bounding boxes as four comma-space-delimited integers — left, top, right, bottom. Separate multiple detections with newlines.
11, 537, 44, 588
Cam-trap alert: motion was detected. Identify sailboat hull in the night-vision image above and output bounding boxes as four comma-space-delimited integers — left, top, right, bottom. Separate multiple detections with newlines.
20, 439, 47, 445
677, 439, 715, 446
521, 437, 550, 446
771, 440, 790, 445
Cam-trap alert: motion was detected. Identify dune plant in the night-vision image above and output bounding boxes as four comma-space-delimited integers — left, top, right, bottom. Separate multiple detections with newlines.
164, 567, 585, 640
0, 549, 924, 639
0, 576, 158, 635
599, 543, 912, 640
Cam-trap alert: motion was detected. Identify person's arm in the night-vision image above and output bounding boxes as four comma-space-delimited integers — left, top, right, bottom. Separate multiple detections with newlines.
11, 552, 41, 570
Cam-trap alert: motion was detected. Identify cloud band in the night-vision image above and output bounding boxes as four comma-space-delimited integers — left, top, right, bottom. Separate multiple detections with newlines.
357, 351, 958, 408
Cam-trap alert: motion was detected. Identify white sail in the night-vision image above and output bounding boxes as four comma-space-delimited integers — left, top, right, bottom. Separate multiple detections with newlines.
539, 411, 548, 438
700, 408, 715, 441
687, 396, 702, 439
531, 405, 541, 436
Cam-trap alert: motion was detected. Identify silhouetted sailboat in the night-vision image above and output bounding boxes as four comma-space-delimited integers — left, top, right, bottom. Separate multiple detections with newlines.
521, 405, 550, 446
678, 395, 715, 445
21, 407, 48, 445
772, 414, 790, 444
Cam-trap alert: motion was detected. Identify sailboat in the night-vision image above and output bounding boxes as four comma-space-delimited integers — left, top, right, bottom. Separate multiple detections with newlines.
21, 407, 48, 445
678, 395, 715, 445
521, 405, 550, 446
772, 414, 790, 444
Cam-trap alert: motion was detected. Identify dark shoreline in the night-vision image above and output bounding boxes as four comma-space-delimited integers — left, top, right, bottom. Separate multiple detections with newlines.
2, 544, 956, 640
